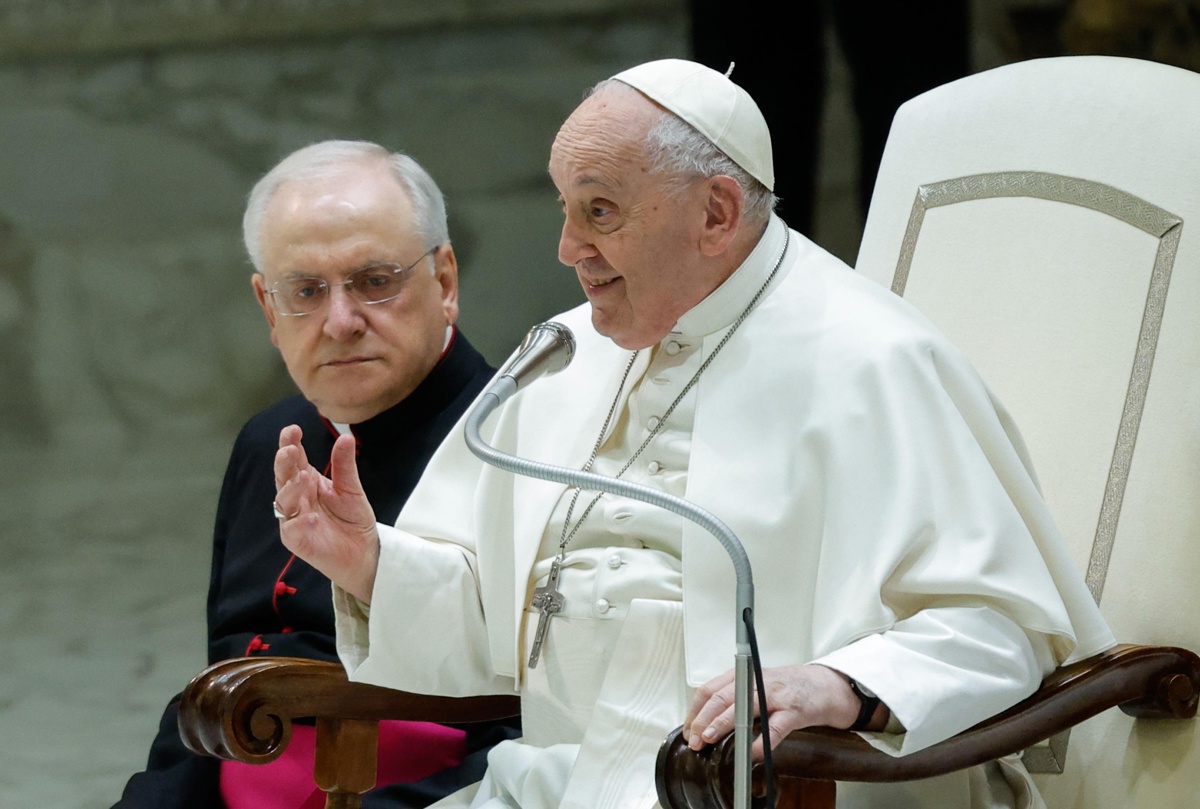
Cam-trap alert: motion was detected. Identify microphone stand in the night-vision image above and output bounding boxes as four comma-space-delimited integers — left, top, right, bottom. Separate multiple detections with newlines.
464, 331, 757, 809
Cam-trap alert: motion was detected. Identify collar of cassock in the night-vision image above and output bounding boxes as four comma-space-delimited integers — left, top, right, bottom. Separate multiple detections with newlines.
328, 327, 480, 444
670, 214, 789, 341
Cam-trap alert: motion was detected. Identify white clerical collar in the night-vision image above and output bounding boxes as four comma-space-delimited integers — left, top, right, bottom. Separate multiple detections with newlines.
671, 213, 788, 339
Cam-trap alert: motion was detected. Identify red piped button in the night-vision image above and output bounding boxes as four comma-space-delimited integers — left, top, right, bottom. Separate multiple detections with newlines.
274, 581, 297, 596
248, 636, 270, 652
282, 627, 293, 634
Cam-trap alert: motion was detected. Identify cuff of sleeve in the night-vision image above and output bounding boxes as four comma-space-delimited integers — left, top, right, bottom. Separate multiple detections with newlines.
812, 637, 910, 749
336, 587, 370, 621
811, 608, 1049, 755
332, 563, 376, 676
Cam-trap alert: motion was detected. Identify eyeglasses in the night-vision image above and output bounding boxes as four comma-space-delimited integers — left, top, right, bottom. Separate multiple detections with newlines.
266, 246, 438, 316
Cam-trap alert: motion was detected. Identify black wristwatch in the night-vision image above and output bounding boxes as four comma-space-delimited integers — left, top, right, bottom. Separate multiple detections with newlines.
847, 678, 881, 731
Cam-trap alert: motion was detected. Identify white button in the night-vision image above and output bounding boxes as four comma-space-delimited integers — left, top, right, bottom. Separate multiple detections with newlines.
647, 416, 661, 431
652, 375, 669, 385
613, 511, 632, 523
607, 554, 623, 569
596, 599, 611, 614
647, 461, 662, 474
665, 342, 682, 355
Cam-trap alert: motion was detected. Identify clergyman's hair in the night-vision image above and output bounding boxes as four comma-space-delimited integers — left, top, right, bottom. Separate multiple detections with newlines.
242, 140, 449, 273
589, 79, 777, 229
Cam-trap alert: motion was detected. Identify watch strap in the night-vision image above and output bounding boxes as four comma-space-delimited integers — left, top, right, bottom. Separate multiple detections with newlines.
847, 679, 881, 731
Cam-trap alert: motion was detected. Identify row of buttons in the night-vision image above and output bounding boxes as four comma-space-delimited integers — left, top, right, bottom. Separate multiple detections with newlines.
248, 576, 300, 653
246, 625, 295, 653
598, 552, 626, 614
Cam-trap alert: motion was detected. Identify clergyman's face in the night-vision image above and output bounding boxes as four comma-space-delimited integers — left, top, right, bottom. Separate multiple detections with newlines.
549, 86, 720, 350
252, 163, 458, 424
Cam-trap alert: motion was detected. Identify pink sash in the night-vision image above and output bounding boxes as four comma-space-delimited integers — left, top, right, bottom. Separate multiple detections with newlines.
219, 719, 467, 808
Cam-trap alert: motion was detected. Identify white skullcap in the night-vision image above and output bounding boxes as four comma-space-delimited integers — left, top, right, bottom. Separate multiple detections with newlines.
611, 58, 774, 191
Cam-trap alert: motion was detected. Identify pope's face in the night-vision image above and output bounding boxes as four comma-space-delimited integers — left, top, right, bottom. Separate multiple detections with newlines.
252, 164, 458, 424
549, 86, 723, 350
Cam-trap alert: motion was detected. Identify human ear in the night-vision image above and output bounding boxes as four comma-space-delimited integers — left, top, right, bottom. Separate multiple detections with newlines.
251, 273, 281, 347
699, 175, 744, 257
433, 245, 460, 324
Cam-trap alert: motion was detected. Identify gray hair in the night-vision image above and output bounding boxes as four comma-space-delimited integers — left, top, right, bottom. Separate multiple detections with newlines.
242, 140, 449, 273
591, 79, 777, 229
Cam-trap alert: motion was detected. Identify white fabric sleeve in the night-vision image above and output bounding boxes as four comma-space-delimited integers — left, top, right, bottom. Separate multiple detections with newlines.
334, 521, 515, 696
813, 605, 1058, 755
792, 315, 1109, 755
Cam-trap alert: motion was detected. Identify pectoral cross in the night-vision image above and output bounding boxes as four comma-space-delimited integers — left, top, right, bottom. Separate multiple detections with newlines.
527, 558, 564, 669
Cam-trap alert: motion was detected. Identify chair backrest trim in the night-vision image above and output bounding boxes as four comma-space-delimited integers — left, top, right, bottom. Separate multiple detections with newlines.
890, 170, 1183, 607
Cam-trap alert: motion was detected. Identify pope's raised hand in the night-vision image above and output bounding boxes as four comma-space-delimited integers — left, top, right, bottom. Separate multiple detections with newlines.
273, 424, 380, 603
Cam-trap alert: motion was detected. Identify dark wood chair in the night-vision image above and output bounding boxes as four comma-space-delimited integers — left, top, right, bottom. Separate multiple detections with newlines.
655, 644, 1200, 808
179, 645, 1199, 809
179, 657, 519, 809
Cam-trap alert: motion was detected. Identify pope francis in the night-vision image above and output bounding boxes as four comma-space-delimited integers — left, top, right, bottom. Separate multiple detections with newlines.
272, 59, 1116, 808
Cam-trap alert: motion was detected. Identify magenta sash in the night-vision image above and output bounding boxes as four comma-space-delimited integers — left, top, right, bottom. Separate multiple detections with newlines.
219, 719, 467, 808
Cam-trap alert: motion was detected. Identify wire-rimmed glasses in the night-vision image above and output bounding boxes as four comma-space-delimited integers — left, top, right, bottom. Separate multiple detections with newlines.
266, 246, 438, 316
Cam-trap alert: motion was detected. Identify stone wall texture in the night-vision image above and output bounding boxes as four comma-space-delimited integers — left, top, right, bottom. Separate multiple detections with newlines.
1, 1, 686, 455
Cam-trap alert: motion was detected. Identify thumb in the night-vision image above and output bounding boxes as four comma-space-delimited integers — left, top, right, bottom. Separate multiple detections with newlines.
329, 433, 365, 496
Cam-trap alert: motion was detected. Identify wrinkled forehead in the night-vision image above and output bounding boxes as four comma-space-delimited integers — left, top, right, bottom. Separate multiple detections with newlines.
256, 167, 426, 276
548, 85, 658, 192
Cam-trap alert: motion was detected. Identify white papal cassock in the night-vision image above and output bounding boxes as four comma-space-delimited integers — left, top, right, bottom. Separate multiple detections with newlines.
335, 215, 1115, 808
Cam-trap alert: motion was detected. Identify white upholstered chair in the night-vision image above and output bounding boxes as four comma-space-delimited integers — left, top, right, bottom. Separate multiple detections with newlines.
655, 54, 1200, 809
851, 54, 1200, 808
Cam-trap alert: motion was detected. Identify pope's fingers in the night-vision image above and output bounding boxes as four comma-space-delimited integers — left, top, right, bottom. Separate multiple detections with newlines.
274, 443, 316, 494
685, 670, 738, 750
756, 709, 803, 759
274, 425, 309, 490
689, 695, 801, 761
684, 669, 733, 728
273, 466, 315, 521
280, 423, 303, 444
276, 469, 324, 551
328, 433, 365, 495
273, 445, 298, 496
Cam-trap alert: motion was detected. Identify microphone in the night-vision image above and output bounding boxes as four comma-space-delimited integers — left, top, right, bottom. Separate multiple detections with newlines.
463, 320, 759, 809
489, 321, 575, 403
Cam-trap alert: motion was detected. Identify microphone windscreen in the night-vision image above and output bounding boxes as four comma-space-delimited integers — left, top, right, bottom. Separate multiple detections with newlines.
503, 322, 575, 392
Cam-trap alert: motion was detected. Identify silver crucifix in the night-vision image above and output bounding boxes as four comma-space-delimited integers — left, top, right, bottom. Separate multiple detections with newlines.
527, 558, 565, 669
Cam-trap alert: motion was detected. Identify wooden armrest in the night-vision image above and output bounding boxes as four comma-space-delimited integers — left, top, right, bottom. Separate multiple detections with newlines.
179, 656, 520, 765
657, 644, 1200, 809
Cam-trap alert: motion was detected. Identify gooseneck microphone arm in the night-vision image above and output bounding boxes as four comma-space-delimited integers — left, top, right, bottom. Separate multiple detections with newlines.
463, 321, 758, 809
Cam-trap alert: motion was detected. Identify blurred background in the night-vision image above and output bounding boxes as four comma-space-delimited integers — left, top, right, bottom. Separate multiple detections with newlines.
0, 0, 1196, 805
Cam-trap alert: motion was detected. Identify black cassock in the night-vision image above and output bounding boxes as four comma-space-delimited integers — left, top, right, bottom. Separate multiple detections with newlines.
116, 331, 519, 809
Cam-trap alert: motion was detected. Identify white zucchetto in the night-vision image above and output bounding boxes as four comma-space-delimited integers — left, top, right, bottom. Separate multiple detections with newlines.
612, 58, 775, 191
